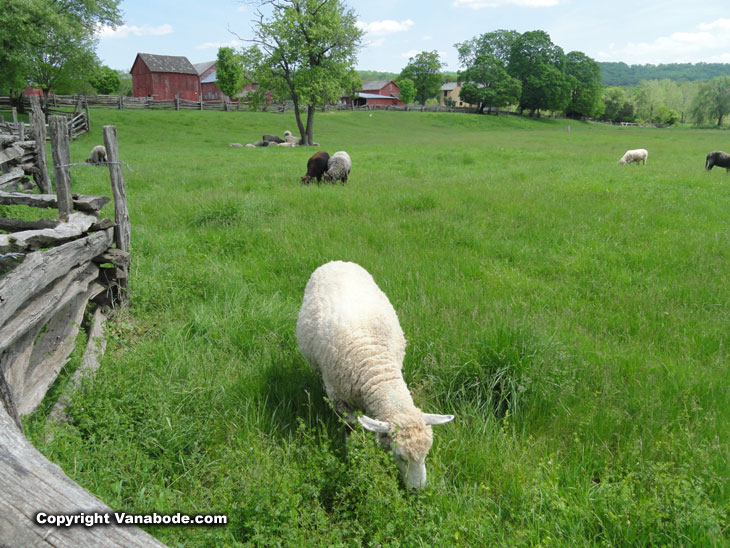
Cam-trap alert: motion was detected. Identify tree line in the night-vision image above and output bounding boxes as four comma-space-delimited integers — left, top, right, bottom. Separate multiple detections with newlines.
600, 62, 730, 86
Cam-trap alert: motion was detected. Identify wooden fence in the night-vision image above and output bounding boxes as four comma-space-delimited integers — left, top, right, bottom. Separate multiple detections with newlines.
0, 108, 164, 546
0, 95, 89, 140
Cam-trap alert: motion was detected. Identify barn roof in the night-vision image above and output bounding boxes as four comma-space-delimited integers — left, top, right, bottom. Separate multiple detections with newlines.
201, 70, 217, 84
440, 82, 461, 91
134, 53, 198, 75
193, 61, 216, 75
361, 80, 395, 90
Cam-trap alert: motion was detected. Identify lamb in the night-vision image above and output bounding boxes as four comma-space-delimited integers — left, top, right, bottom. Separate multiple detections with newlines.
705, 150, 730, 172
301, 151, 330, 184
86, 145, 107, 165
323, 151, 351, 184
618, 148, 648, 166
296, 261, 454, 490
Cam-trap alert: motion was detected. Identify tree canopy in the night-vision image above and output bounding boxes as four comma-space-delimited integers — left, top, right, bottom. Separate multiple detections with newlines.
396, 78, 417, 105
89, 66, 121, 95
0, 0, 122, 95
399, 51, 444, 106
216, 47, 245, 100
237, 0, 363, 145
457, 54, 521, 114
565, 51, 603, 118
691, 77, 730, 126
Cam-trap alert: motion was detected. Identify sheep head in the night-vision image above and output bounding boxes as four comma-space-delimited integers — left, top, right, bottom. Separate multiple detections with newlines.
359, 412, 454, 490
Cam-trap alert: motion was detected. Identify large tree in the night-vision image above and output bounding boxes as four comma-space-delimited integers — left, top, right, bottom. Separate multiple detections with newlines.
0, 0, 121, 97
216, 47, 245, 100
508, 30, 570, 116
691, 77, 730, 126
236, 0, 363, 145
455, 29, 520, 68
89, 65, 121, 95
458, 54, 521, 114
564, 51, 603, 118
396, 78, 416, 105
399, 51, 444, 106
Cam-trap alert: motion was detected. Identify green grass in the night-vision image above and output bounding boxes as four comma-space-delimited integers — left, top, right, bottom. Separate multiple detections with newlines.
20, 109, 730, 547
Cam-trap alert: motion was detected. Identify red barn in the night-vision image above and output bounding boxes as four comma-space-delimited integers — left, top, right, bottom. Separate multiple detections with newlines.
345, 80, 404, 107
131, 53, 200, 101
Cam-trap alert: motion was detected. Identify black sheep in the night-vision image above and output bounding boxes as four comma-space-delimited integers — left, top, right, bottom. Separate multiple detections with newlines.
301, 151, 330, 184
705, 150, 730, 172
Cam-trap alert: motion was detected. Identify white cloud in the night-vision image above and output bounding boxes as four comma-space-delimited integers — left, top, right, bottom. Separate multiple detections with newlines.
356, 19, 414, 36
453, 0, 559, 8
195, 40, 242, 50
97, 24, 173, 39
596, 18, 730, 64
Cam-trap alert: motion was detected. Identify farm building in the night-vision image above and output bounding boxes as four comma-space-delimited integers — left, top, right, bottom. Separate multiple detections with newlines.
439, 82, 473, 108
131, 53, 201, 101
193, 61, 232, 102
343, 79, 405, 107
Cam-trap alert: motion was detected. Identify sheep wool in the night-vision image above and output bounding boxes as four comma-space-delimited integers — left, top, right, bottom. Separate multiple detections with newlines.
618, 148, 648, 166
86, 145, 107, 165
324, 151, 351, 184
296, 261, 453, 489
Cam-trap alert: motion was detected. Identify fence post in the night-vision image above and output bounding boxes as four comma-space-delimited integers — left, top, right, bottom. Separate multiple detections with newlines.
48, 116, 73, 218
29, 96, 52, 194
102, 125, 130, 306
199, 95, 204, 110
84, 98, 90, 133
11, 107, 18, 126
175, 95, 180, 111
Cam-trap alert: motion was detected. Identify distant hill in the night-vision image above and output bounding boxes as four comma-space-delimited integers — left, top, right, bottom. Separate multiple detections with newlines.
600, 62, 730, 86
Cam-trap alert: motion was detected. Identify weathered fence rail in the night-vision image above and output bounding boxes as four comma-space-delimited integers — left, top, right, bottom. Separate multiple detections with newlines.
0, 111, 164, 546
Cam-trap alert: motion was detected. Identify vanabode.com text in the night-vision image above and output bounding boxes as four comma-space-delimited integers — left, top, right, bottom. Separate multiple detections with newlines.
35, 512, 227, 527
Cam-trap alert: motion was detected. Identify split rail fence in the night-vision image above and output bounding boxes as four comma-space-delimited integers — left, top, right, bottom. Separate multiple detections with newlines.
0, 97, 165, 547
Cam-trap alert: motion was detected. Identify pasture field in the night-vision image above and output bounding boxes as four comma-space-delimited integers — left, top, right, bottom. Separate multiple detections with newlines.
17, 109, 730, 547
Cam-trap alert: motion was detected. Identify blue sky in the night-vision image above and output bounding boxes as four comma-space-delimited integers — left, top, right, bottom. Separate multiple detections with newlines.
97, 0, 730, 74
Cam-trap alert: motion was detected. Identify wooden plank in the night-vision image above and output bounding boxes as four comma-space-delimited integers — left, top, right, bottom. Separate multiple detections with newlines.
0, 144, 23, 165
0, 167, 24, 187
0, 404, 169, 547
0, 229, 112, 329
0, 368, 22, 433
102, 126, 130, 305
0, 263, 99, 355
0, 212, 98, 252
49, 116, 73, 217
0, 190, 110, 214
48, 305, 107, 423
0, 216, 59, 232
19, 290, 92, 415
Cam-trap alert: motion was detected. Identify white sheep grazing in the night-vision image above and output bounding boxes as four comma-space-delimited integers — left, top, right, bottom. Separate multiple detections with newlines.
296, 261, 454, 490
86, 145, 107, 165
618, 148, 648, 166
323, 151, 351, 184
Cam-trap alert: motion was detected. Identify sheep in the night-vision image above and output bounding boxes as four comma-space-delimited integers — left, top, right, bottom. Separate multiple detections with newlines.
323, 151, 351, 184
618, 148, 648, 166
296, 261, 454, 490
262, 134, 285, 144
705, 150, 730, 173
301, 151, 330, 184
284, 130, 301, 145
86, 145, 107, 165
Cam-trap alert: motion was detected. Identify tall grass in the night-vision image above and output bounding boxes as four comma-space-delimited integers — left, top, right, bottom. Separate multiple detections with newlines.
22, 109, 729, 546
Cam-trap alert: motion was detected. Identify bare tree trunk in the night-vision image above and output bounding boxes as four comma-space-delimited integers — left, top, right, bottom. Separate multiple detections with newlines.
304, 106, 315, 146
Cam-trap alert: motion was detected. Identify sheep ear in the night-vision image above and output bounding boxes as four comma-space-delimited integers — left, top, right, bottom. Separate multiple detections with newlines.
423, 413, 455, 425
358, 415, 390, 433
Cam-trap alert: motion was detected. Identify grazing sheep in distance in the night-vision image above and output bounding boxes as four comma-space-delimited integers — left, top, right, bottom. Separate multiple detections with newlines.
705, 150, 730, 173
296, 261, 454, 490
618, 148, 648, 166
324, 151, 351, 184
301, 151, 330, 184
86, 145, 107, 165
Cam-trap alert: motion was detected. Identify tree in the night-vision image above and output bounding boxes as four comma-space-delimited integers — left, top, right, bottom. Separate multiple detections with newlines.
457, 54, 521, 114
565, 51, 603, 118
691, 77, 730, 126
216, 47, 244, 100
399, 51, 444, 105
396, 78, 416, 105
455, 29, 520, 68
236, 0, 363, 146
89, 65, 121, 95
0, 0, 121, 98
508, 30, 570, 116
601, 86, 634, 123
